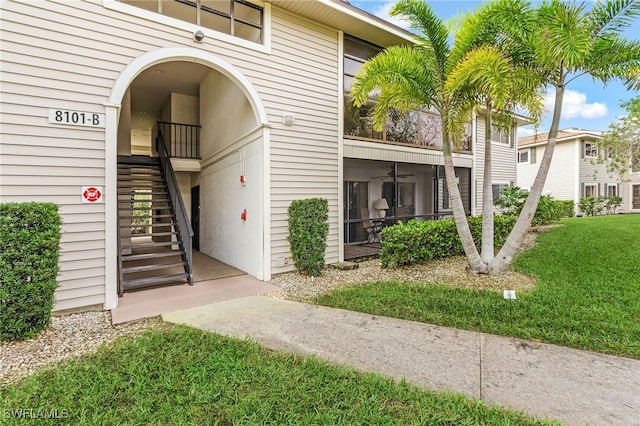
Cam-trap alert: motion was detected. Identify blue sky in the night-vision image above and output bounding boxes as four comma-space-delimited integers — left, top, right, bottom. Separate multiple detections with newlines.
349, 0, 640, 137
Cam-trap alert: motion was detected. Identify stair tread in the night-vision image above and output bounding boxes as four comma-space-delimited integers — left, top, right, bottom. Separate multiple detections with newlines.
121, 262, 186, 274
124, 231, 178, 238
121, 251, 184, 261
122, 274, 190, 289
121, 241, 183, 250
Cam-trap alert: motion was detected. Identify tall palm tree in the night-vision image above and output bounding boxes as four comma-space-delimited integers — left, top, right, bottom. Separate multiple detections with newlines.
351, 0, 544, 273
491, 0, 640, 273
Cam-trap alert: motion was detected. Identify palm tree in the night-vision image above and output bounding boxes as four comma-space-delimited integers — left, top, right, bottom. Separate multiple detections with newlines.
351, 0, 544, 273
490, 0, 640, 273
352, 0, 640, 275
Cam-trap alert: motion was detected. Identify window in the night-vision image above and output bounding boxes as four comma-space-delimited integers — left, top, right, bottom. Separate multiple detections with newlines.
632, 154, 640, 173
441, 178, 450, 210
584, 184, 598, 197
492, 183, 510, 200
633, 185, 640, 209
119, 0, 263, 43
584, 142, 598, 157
606, 184, 618, 197
517, 151, 529, 163
344, 181, 369, 244
490, 125, 513, 145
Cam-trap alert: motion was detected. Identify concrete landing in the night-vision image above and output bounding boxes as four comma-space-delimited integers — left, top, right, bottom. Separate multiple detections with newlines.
111, 276, 281, 324
163, 295, 640, 426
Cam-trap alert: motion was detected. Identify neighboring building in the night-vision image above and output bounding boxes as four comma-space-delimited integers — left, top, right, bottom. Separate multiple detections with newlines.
517, 127, 638, 214
1, 0, 521, 312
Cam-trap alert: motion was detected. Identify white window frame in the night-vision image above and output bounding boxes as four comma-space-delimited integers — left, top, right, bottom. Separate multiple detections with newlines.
492, 181, 511, 200
584, 183, 598, 198
584, 142, 598, 158
517, 150, 529, 163
490, 125, 513, 146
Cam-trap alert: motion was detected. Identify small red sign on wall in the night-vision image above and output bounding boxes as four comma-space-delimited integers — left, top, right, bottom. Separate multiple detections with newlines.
82, 186, 103, 203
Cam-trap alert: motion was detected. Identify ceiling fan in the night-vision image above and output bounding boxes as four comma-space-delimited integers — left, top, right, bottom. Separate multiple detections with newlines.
372, 165, 414, 180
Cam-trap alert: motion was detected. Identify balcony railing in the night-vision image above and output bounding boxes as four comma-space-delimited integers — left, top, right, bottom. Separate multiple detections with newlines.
157, 121, 201, 159
344, 100, 472, 152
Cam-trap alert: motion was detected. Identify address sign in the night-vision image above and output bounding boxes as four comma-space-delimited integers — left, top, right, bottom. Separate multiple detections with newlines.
48, 109, 105, 128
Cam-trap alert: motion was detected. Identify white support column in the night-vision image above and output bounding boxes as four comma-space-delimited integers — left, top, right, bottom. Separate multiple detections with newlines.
104, 102, 120, 310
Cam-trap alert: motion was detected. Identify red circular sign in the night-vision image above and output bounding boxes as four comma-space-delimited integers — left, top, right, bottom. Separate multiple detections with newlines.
83, 187, 102, 202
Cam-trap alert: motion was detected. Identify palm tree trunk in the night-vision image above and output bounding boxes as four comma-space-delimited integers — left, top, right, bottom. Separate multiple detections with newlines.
481, 109, 495, 263
442, 132, 488, 273
491, 84, 565, 274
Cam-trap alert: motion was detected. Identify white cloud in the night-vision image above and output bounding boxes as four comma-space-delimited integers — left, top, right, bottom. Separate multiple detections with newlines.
544, 89, 608, 120
371, 1, 411, 29
517, 126, 536, 139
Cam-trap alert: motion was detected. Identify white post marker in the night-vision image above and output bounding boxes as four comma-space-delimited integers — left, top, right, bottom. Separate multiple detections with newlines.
503, 290, 517, 300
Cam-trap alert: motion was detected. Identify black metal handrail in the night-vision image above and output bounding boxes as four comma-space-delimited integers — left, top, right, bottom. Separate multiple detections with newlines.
157, 121, 201, 159
156, 130, 194, 285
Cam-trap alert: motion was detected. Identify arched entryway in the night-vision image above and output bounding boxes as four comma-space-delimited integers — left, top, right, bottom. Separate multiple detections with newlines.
104, 47, 270, 309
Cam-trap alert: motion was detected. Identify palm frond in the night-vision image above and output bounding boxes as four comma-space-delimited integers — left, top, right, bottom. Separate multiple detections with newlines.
586, 34, 640, 89
588, 0, 640, 37
535, 0, 593, 72
390, 0, 450, 80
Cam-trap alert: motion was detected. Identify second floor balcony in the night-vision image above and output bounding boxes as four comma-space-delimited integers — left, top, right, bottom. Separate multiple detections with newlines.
344, 99, 472, 152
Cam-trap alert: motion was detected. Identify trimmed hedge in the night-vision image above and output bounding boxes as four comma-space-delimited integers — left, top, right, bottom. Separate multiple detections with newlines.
554, 200, 575, 218
287, 198, 329, 276
379, 215, 516, 268
578, 196, 622, 216
1, 202, 61, 341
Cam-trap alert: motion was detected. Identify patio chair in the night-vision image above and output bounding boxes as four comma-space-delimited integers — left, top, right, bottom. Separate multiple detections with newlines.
361, 209, 383, 244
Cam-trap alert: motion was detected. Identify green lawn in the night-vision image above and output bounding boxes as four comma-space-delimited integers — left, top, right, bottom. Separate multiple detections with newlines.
316, 215, 640, 358
0, 326, 555, 425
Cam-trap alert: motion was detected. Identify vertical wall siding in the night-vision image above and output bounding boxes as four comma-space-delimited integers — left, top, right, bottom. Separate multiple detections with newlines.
0, 0, 343, 308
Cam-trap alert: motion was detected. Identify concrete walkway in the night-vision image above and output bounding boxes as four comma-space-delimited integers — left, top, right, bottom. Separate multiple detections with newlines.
162, 295, 640, 426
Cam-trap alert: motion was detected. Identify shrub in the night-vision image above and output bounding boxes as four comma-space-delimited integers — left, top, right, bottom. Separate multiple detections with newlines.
578, 196, 622, 216
578, 197, 602, 216
603, 196, 622, 215
554, 200, 575, 218
379, 215, 516, 268
494, 187, 567, 226
287, 198, 329, 276
1, 202, 61, 341
531, 195, 562, 225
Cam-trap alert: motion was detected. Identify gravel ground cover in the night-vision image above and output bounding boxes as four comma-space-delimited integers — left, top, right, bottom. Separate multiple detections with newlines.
0, 313, 167, 385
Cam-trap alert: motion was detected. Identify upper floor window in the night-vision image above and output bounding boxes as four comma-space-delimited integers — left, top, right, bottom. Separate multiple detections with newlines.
584, 142, 598, 157
517, 147, 536, 164
119, 0, 263, 43
490, 125, 514, 146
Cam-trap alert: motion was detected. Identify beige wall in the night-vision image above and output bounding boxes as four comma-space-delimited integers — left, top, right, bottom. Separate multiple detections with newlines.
474, 117, 518, 213
0, 0, 345, 309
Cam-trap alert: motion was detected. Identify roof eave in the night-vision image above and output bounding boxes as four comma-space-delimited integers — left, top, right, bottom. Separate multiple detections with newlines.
267, 0, 416, 47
